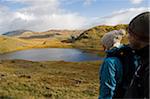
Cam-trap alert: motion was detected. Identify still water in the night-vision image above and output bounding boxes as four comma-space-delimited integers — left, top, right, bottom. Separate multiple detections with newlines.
0, 48, 103, 62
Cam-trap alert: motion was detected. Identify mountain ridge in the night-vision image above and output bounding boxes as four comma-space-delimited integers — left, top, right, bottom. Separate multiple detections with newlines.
2, 30, 33, 36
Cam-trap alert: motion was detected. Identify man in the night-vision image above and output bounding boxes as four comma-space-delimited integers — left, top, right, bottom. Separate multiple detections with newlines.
99, 12, 149, 99
124, 12, 149, 98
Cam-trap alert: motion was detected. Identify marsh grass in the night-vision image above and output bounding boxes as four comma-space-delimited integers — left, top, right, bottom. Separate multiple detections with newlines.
0, 60, 102, 99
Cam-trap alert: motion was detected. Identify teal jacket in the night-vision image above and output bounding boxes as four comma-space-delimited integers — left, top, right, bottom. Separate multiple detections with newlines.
99, 46, 139, 99
99, 57, 123, 99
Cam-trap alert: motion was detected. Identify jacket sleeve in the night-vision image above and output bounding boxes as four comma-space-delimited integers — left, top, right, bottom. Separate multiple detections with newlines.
99, 57, 122, 99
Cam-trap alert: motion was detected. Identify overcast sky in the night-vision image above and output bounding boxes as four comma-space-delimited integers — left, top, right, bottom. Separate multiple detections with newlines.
0, 0, 149, 34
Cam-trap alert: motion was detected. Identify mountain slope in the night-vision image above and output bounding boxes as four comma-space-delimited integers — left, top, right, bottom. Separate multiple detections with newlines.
0, 36, 30, 53
73, 24, 128, 50
0, 35, 72, 54
0, 24, 128, 53
3, 30, 83, 41
3, 30, 33, 36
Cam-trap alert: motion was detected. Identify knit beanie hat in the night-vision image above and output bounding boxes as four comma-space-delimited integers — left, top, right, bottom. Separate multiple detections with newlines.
128, 12, 149, 42
101, 29, 126, 49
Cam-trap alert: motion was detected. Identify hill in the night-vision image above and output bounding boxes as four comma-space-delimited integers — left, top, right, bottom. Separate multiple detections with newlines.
0, 24, 129, 54
0, 30, 83, 54
0, 36, 30, 54
0, 35, 72, 54
72, 24, 128, 50
3, 30, 83, 41
3, 30, 33, 36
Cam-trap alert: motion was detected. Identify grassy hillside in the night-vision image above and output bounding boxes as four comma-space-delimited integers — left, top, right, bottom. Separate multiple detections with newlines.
0, 36, 30, 54
6, 30, 83, 41
3, 30, 33, 36
0, 24, 129, 54
0, 30, 82, 53
73, 24, 128, 50
0, 60, 102, 99
0, 35, 72, 54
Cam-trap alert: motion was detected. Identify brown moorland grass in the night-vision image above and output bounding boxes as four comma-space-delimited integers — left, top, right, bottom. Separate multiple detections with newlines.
0, 60, 102, 99
0, 36, 72, 54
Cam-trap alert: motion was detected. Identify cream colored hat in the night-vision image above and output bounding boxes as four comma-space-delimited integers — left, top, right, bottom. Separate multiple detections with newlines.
101, 29, 126, 50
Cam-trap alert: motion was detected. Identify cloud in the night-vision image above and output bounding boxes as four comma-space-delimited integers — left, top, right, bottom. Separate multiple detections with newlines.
92, 7, 150, 26
0, 0, 88, 34
129, 0, 144, 4
0, 0, 149, 34
83, 0, 96, 5
15, 12, 35, 21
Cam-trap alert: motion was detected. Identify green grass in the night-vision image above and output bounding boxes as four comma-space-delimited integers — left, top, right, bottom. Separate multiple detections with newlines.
0, 60, 102, 99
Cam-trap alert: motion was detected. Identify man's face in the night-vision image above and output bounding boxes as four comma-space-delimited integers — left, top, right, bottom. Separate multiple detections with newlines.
128, 33, 133, 45
127, 33, 140, 49
127, 27, 140, 49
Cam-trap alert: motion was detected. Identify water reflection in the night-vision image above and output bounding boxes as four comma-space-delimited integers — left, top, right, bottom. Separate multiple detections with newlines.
0, 48, 103, 62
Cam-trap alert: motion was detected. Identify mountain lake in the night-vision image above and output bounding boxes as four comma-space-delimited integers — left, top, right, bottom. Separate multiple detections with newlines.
0, 48, 103, 62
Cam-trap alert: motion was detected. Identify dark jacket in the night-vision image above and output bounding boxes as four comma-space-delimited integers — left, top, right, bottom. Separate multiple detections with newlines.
124, 45, 149, 98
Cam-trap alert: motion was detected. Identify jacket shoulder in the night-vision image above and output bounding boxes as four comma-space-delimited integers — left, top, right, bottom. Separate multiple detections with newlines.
106, 45, 132, 57
103, 57, 122, 69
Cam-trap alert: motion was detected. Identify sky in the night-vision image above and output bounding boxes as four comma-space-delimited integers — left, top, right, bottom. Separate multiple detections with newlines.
0, 0, 149, 34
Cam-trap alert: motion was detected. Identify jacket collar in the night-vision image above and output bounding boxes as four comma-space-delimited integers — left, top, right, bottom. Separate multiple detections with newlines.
135, 45, 149, 58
